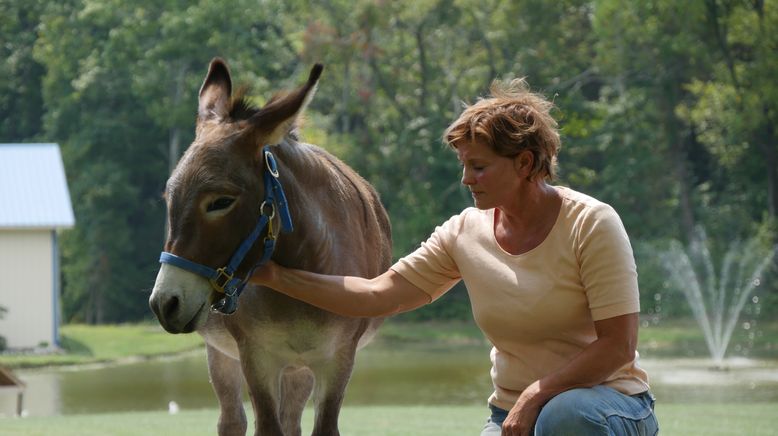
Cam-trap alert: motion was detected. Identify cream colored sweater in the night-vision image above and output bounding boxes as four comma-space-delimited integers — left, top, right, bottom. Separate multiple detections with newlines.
391, 186, 650, 410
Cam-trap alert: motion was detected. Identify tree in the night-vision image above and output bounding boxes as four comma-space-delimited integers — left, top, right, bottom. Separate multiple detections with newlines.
35, 0, 162, 322
682, 0, 778, 224
34, 0, 306, 322
0, 0, 46, 141
591, 0, 717, 241
3, 0, 773, 322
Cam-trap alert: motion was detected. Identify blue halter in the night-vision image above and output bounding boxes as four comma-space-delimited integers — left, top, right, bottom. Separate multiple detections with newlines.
158, 145, 293, 315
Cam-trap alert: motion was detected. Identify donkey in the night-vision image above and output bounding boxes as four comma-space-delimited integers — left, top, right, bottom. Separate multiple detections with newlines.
149, 58, 391, 436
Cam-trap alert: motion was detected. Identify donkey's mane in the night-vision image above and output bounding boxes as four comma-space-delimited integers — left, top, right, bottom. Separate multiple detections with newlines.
229, 87, 300, 141
229, 87, 290, 119
229, 87, 260, 120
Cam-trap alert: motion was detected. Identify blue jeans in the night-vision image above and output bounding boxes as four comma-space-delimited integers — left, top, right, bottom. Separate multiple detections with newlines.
481, 386, 658, 435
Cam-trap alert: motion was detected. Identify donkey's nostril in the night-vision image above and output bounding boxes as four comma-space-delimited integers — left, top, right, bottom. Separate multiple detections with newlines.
163, 295, 180, 319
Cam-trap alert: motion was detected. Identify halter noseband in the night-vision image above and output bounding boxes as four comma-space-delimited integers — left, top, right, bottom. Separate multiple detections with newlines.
158, 145, 293, 315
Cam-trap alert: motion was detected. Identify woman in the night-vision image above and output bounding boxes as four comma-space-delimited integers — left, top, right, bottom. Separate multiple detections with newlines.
251, 78, 658, 436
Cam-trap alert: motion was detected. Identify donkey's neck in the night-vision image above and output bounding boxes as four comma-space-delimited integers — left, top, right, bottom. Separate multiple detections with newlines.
269, 139, 342, 273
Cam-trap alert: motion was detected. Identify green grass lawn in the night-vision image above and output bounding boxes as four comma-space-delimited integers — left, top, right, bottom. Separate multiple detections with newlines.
0, 324, 204, 369
2, 403, 776, 435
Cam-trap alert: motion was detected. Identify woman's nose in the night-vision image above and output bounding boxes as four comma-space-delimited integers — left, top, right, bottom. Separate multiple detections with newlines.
461, 168, 475, 186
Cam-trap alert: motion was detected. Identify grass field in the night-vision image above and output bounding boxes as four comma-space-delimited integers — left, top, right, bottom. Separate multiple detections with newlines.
2, 403, 777, 435
0, 324, 204, 369
2, 321, 777, 434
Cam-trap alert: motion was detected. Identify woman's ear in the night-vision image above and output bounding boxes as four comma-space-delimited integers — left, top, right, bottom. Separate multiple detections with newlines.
513, 150, 534, 179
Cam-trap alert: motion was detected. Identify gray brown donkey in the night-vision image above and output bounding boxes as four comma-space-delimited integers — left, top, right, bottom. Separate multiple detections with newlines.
149, 58, 390, 436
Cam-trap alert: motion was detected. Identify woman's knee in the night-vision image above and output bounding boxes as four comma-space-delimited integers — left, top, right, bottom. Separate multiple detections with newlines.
534, 387, 657, 436
535, 388, 609, 435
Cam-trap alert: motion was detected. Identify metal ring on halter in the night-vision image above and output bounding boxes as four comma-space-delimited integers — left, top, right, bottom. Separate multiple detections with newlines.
259, 201, 276, 219
265, 150, 280, 178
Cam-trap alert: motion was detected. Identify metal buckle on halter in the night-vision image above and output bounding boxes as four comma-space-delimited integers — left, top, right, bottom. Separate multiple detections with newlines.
209, 267, 234, 294
266, 218, 277, 241
260, 201, 278, 240
264, 150, 280, 178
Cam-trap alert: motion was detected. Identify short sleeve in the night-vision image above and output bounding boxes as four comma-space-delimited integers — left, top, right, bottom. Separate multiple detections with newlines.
577, 204, 640, 321
390, 213, 464, 301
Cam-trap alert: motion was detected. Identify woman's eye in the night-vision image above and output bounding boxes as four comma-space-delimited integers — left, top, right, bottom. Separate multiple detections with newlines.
207, 197, 235, 212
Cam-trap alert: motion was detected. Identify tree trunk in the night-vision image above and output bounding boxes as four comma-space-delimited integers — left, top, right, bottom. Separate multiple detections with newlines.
674, 145, 696, 240
763, 108, 777, 219
415, 24, 428, 110
753, 1, 776, 219
660, 89, 697, 240
341, 60, 351, 134
165, 64, 186, 238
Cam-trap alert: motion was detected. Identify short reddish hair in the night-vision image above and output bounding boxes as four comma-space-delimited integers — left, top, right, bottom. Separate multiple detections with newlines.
444, 78, 561, 181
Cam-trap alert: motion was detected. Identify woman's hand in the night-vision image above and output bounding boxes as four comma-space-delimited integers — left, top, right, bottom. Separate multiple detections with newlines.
249, 260, 279, 287
502, 380, 546, 436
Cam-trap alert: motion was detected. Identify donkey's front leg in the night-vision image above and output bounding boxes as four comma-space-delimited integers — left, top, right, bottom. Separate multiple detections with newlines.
280, 367, 315, 436
241, 348, 284, 436
310, 346, 359, 436
206, 344, 247, 436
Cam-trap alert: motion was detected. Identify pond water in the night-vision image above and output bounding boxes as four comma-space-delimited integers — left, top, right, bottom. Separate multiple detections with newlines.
4, 344, 778, 417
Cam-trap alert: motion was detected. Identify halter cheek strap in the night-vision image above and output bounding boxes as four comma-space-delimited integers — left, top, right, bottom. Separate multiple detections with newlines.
158, 145, 293, 315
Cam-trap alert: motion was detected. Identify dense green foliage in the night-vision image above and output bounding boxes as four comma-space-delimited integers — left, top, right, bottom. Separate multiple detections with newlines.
1, 0, 776, 323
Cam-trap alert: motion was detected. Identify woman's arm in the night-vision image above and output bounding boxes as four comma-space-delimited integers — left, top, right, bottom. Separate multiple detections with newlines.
502, 312, 639, 436
250, 261, 431, 317
537, 312, 638, 396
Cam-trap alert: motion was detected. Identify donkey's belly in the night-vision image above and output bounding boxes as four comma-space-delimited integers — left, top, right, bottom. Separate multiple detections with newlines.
253, 318, 362, 365
237, 286, 370, 360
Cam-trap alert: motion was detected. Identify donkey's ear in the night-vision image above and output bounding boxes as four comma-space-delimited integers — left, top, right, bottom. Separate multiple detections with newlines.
251, 64, 323, 145
198, 58, 232, 121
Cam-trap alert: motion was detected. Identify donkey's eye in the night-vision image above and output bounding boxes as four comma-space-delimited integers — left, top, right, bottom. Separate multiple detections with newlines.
206, 197, 236, 212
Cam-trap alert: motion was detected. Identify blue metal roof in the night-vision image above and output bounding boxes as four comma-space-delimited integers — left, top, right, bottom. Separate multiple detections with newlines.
0, 143, 75, 229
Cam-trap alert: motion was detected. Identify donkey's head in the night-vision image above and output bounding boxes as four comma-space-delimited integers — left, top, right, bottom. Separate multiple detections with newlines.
149, 58, 322, 333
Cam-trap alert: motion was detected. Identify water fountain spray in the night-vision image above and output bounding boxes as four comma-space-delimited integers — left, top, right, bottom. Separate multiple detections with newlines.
661, 228, 777, 367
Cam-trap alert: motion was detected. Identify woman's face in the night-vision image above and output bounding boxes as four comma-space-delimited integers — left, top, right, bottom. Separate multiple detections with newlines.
457, 141, 522, 210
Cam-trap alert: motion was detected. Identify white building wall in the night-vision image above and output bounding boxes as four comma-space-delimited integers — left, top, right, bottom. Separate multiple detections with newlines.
0, 230, 55, 348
